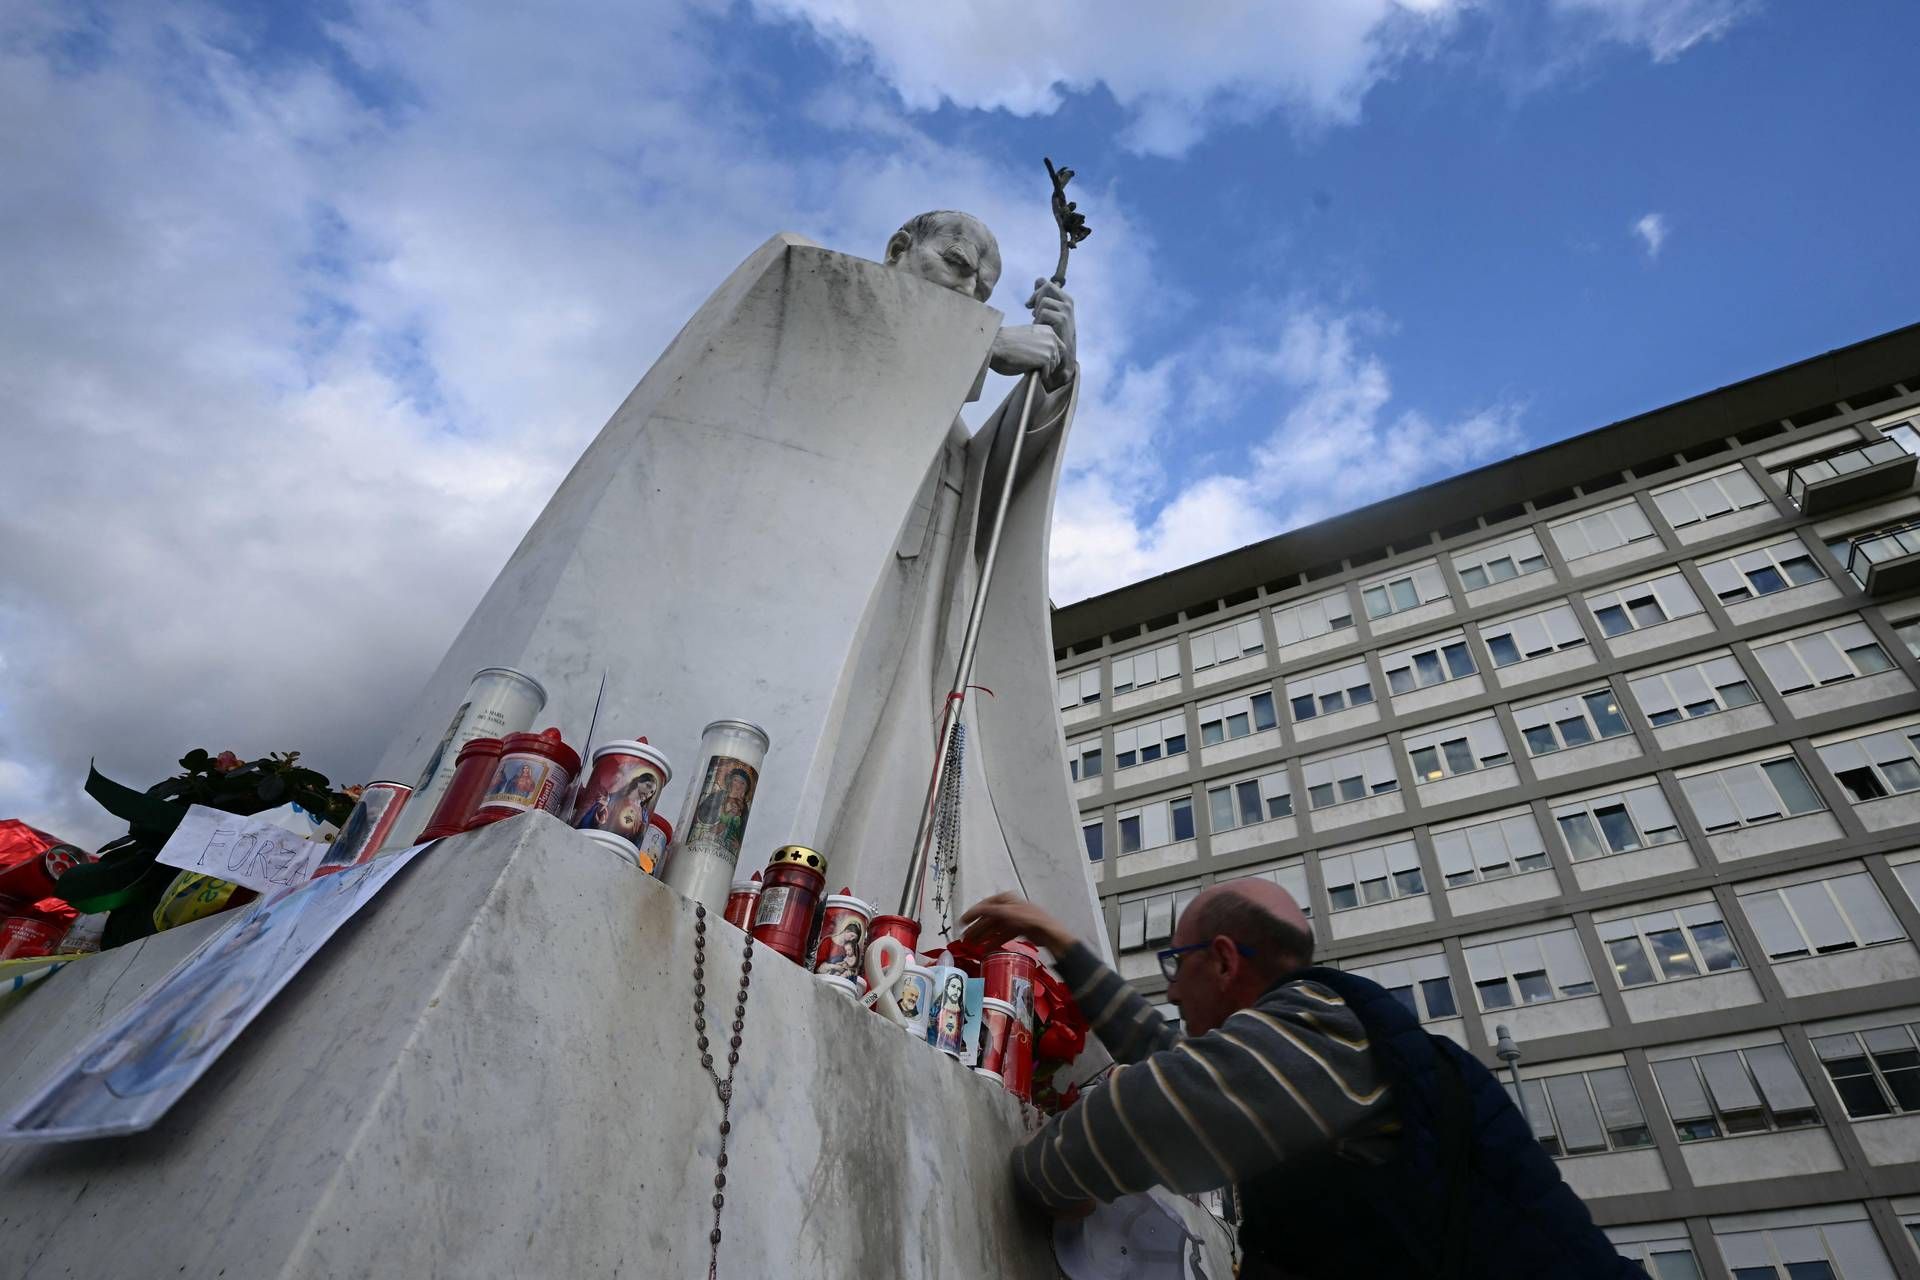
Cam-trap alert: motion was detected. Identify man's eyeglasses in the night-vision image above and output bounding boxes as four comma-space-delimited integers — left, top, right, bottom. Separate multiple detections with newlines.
1156, 940, 1255, 981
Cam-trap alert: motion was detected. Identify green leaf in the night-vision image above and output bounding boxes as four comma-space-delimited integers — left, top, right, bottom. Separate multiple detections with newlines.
85, 762, 189, 840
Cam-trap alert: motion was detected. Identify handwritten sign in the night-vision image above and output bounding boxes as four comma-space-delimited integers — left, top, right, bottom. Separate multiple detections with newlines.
154, 806, 332, 893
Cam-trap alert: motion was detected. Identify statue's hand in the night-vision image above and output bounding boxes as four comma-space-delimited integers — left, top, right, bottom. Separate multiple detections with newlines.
988, 279, 1077, 381
989, 324, 1065, 378
1029, 279, 1075, 370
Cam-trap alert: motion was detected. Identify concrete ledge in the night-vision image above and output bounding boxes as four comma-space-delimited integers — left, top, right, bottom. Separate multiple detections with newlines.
0, 815, 1231, 1279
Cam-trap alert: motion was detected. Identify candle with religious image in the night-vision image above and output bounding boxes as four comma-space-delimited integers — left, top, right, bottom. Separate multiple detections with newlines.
975, 996, 1017, 1084
386, 667, 546, 850
893, 963, 934, 1039
569, 740, 672, 844
927, 964, 969, 1058
659, 719, 769, 910
314, 781, 411, 876
1004, 974, 1037, 1100
809, 890, 873, 984
466, 728, 581, 828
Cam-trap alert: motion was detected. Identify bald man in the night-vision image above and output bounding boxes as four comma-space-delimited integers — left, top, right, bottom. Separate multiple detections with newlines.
960, 881, 1640, 1280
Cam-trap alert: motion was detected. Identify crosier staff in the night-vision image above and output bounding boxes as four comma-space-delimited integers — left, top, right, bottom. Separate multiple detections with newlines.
897, 158, 1093, 924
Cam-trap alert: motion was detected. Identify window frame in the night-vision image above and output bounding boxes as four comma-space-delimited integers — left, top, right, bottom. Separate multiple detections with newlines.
1814, 722, 1920, 805
1697, 537, 1826, 605
1584, 570, 1703, 640
1359, 561, 1448, 621
1303, 742, 1400, 811
1284, 659, 1376, 723
1056, 666, 1101, 711
1480, 602, 1589, 667
1651, 465, 1770, 529
1346, 951, 1457, 1023
1431, 811, 1552, 888
1110, 712, 1190, 773
1508, 1065, 1655, 1157
1462, 926, 1597, 1012
1269, 589, 1356, 647
1736, 871, 1907, 961
1550, 783, 1682, 862
1549, 499, 1657, 562
1320, 838, 1426, 912
1066, 736, 1104, 782
1197, 688, 1279, 745
1811, 1021, 1920, 1119
1452, 530, 1552, 593
1114, 795, 1197, 855
1753, 619, 1897, 697
1109, 642, 1182, 697
1381, 633, 1479, 697
1205, 769, 1294, 833
1650, 1043, 1824, 1142
1117, 884, 1202, 951
1190, 616, 1266, 671
1224, 861, 1313, 919
1513, 686, 1634, 757
1678, 755, 1828, 833
1628, 652, 1761, 726
1595, 903, 1746, 990
1404, 714, 1511, 784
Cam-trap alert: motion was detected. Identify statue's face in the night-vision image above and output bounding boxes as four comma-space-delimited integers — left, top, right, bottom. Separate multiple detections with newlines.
887, 214, 1000, 302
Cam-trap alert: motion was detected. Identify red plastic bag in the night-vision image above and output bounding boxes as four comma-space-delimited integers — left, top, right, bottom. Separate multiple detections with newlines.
0, 819, 89, 917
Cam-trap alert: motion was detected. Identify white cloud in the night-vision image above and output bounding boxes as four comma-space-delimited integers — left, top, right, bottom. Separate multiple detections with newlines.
751, 0, 1758, 154
1551, 0, 1756, 61
751, 0, 1465, 156
0, 0, 1167, 846
1633, 211, 1669, 257
1048, 308, 1527, 603
0, 0, 1527, 856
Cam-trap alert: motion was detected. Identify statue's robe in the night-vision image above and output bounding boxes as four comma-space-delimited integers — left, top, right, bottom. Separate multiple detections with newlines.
371, 233, 1107, 957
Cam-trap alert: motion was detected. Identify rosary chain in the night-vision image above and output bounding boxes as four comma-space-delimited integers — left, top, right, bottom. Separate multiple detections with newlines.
693, 903, 753, 1280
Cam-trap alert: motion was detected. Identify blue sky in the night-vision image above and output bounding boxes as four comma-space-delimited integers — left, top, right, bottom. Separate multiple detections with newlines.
4, 0, 1919, 841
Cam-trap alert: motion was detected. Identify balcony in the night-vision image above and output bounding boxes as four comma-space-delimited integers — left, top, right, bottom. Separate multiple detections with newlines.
1843, 519, 1920, 596
1784, 438, 1915, 514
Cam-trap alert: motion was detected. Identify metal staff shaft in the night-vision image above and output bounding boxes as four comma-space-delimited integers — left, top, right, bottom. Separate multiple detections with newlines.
897, 370, 1043, 918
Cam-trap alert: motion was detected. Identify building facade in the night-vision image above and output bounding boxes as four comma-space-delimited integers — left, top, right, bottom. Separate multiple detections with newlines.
1049, 323, 1920, 1279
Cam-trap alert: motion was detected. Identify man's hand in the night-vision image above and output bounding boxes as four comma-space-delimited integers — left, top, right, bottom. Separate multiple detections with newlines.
960, 891, 1075, 954
988, 279, 1076, 379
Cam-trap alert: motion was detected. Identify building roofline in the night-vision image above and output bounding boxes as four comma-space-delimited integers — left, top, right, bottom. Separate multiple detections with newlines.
1051, 320, 1920, 651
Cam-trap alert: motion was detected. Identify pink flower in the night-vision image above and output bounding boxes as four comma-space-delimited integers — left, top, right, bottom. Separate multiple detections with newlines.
214, 751, 244, 772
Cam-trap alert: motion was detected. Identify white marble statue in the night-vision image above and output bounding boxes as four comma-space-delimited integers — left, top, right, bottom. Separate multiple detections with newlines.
371, 210, 1106, 955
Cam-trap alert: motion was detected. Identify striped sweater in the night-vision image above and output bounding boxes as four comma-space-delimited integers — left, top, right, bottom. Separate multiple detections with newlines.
1013, 944, 1398, 1210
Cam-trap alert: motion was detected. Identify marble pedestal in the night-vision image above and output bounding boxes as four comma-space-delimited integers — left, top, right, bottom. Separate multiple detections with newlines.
0, 815, 1229, 1279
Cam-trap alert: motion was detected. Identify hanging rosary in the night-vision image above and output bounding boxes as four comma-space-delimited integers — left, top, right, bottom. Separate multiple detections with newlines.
928, 720, 966, 938
691, 903, 753, 1279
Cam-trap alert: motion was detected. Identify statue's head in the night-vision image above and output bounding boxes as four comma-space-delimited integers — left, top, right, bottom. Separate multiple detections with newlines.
885, 210, 1001, 303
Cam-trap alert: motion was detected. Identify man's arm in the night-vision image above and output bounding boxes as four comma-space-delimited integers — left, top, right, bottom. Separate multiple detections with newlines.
1011, 981, 1390, 1211
956, 894, 1394, 1212
1051, 941, 1177, 1065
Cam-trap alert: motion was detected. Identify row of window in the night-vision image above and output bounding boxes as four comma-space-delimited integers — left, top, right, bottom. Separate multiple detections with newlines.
1059, 526, 1887, 713
1611, 1208, 1911, 1280
1512, 1022, 1920, 1181
1073, 612, 1906, 791
1082, 679, 1920, 880
1114, 861, 1919, 1018
1082, 730, 1835, 863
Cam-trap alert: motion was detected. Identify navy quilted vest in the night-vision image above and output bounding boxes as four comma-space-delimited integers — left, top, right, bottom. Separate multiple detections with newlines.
1236, 966, 1646, 1280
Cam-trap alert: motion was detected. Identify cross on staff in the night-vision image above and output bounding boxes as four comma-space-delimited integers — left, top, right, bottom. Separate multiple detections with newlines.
897, 157, 1093, 924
